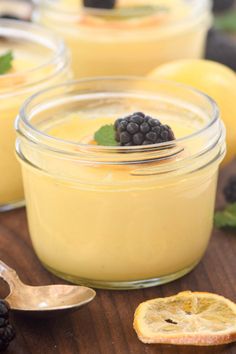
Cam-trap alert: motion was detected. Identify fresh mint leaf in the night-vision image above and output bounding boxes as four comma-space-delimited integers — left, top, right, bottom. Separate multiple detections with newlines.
215, 11, 236, 32
88, 5, 168, 20
94, 124, 117, 146
214, 203, 236, 228
0, 51, 13, 75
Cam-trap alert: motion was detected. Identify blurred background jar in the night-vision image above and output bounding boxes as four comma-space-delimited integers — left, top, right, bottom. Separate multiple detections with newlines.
0, 0, 33, 21
0, 20, 70, 211
34, 0, 212, 78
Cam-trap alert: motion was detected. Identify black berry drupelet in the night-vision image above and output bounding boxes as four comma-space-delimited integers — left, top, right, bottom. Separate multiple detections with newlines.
0, 300, 15, 352
83, 0, 115, 9
0, 15, 21, 20
224, 175, 236, 203
115, 112, 175, 146
213, 0, 234, 12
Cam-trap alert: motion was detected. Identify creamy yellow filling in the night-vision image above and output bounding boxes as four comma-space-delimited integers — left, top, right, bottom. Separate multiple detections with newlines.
0, 43, 67, 207
0, 42, 52, 91
61, 0, 190, 29
21, 112, 218, 282
49, 113, 195, 143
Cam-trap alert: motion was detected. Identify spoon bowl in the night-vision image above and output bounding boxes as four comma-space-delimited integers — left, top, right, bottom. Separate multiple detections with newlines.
0, 260, 96, 316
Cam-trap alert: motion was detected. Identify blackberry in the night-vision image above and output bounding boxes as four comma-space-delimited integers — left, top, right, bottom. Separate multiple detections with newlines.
115, 112, 175, 146
0, 300, 15, 352
224, 175, 236, 203
205, 29, 236, 71
213, 0, 234, 12
83, 0, 115, 9
0, 15, 21, 20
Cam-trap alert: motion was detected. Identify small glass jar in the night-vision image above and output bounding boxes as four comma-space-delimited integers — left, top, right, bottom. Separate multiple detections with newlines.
16, 78, 225, 290
35, 0, 212, 78
0, 20, 71, 211
0, 0, 33, 21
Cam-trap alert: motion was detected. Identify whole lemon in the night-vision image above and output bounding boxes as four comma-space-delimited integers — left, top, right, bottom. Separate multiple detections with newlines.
149, 59, 236, 165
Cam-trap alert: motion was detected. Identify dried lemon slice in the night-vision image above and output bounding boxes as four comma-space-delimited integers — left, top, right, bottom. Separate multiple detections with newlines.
133, 291, 236, 346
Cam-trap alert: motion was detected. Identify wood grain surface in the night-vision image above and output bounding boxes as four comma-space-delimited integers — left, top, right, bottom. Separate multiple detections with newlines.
0, 160, 236, 354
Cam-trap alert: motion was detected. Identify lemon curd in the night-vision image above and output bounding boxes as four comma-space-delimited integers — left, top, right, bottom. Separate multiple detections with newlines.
0, 56, 35, 208
0, 20, 70, 211
16, 79, 225, 289
36, 0, 211, 78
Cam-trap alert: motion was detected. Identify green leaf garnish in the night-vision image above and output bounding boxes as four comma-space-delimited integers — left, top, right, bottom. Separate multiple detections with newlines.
86, 5, 168, 21
0, 51, 14, 75
214, 203, 236, 229
215, 11, 236, 32
94, 124, 117, 146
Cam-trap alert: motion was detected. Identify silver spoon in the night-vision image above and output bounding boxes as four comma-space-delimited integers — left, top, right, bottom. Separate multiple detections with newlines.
0, 260, 96, 316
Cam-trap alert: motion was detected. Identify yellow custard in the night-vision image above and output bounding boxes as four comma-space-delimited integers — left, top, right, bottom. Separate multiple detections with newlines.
0, 52, 46, 207
37, 0, 211, 78
20, 114, 218, 283
0, 21, 70, 211
16, 79, 226, 289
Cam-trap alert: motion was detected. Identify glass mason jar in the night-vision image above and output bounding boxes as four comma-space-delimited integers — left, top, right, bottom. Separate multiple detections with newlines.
0, 0, 33, 21
34, 0, 212, 78
0, 20, 71, 211
16, 78, 225, 290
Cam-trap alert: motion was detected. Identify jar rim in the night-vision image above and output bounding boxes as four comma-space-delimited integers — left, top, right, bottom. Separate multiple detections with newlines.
16, 76, 221, 156
0, 19, 70, 94
37, 0, 211, 31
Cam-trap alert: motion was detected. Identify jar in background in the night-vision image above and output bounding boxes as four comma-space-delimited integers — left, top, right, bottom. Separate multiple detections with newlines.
0, 0, 33, 21
0, 20, 70, 211
35, 0, 212, 78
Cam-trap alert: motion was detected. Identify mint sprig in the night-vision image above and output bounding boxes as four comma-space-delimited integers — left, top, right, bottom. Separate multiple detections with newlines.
214, 203, 236, 229
94, 124, 117, 146
0, 51, 14, 75
215, 11, 236, 32
87, 5, 168, 21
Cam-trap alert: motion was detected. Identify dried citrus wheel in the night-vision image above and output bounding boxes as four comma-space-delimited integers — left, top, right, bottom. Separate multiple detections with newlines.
133, 291, 236, 346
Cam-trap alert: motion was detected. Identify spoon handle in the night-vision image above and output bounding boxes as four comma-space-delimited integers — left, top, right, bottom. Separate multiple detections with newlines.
0, 260, 22, 290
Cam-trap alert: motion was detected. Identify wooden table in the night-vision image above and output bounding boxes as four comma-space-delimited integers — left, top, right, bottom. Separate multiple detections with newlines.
0, 161, 236, 354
